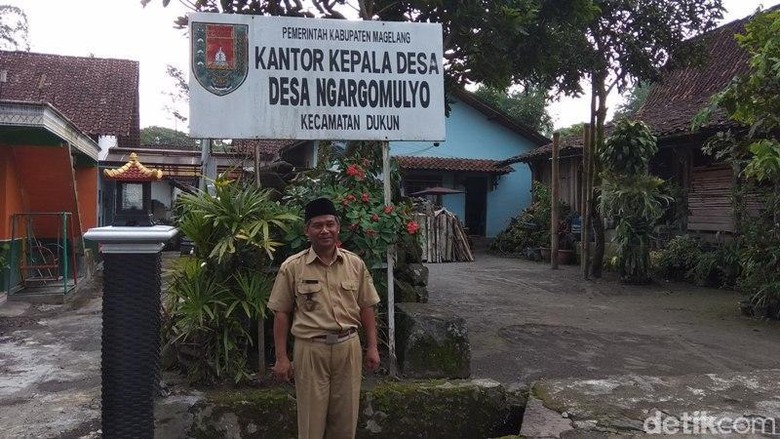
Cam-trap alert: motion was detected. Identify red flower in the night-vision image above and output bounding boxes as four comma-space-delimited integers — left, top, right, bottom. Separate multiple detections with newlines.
346, 164, 365, 181
383, 205, 394, 214
349, 223, 359, 231
406, 221, 420, 235
346, 164, 360, 176
361, 193, 370, 203
366, 229, 377, 237
342, 194, 356, 206
371, 214, 380, 222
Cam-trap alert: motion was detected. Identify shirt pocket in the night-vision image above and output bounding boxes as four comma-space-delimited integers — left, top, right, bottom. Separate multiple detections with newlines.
340, 279, 358, 298
296, 282, 322, 311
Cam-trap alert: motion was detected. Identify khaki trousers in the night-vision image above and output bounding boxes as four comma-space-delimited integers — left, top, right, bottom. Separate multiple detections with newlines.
293, 335, 362, 439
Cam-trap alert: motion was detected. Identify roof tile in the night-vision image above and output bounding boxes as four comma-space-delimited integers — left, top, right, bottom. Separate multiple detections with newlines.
635, 16, 753, 137
395, 156, 513, 174
0, 50, 139, 146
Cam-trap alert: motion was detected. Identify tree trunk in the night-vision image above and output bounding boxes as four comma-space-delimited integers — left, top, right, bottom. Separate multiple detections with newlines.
588, 72, 608, 278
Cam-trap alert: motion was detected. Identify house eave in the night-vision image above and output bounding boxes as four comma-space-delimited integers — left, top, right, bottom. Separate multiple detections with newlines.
0, 100, 100, 161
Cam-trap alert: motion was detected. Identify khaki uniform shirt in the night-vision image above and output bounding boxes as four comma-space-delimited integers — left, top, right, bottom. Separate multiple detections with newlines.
268, 247, 380, 340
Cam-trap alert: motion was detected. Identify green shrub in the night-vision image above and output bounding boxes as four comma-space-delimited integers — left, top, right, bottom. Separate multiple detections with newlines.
600, 120, 671, 284
692, 242, 741, 288
654, 235, 702, 281
735, 204, 780, 317
164, 178, 298, 384
282, 142, 417, 271
491, 182, 570, 256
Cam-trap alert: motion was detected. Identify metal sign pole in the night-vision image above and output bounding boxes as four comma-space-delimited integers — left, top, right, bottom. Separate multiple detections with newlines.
382, 141, 398, 376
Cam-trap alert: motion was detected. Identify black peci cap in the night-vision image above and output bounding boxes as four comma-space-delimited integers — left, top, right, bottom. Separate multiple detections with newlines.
304, 197, 338, 222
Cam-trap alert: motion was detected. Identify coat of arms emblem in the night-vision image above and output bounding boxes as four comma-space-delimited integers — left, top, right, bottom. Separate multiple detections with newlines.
192, 22, 249, 96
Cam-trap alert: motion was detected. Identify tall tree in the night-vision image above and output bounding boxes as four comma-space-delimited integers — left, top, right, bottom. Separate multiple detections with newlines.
612, 82, 651, 121
163, 64, 189, 126
144, 0, 596, 91
474, 85, 554, 136
568, 0, 724, 277
140, 126, 195, 148
0, 4, 29, 51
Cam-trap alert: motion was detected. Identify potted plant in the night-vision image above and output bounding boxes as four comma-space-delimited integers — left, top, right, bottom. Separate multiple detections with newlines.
556, 220, 576, 265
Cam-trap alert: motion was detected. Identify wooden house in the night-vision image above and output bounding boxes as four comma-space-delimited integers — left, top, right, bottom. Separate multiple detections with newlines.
503, 11, 759, 235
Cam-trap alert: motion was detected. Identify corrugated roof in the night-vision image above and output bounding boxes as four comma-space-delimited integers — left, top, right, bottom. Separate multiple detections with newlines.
395, 156, 514, 174
0, 50, 140, 146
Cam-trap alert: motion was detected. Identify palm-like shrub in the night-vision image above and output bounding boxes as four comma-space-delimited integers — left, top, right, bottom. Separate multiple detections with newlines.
600, 119, 671, 283
164, 178, 298, 383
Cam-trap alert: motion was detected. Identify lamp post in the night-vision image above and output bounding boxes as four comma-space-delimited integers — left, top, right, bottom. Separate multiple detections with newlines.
85, 153, 175, 438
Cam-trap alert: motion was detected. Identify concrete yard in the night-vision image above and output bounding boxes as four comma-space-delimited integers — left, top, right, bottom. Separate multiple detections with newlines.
426, 253, 780, 437
426, 253, 780, 385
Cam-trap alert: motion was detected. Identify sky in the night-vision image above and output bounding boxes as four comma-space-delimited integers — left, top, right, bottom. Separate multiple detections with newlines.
5, 0, 779, 133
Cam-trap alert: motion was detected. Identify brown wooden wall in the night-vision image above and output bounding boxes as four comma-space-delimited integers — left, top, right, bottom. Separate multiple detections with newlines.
530, 156, 583, 213
686, 165, 734, 232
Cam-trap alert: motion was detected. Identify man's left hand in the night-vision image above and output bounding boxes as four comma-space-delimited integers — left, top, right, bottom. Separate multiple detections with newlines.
364, 346, 380, 372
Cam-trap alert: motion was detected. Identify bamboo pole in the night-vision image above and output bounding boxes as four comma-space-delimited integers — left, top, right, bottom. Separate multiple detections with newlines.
551, 132, 560, 270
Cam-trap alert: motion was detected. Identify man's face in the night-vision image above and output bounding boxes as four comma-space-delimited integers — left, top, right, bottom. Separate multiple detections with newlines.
305, 214, 340, 249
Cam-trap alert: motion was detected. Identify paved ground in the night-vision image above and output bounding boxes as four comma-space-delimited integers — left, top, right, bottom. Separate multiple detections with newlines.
0, 276, 102, 439
2, 251, 780, 437
426, 252, 780, 386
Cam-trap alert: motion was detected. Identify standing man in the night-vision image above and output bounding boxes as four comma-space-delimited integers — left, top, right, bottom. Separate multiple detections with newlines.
269, 197, 381, 439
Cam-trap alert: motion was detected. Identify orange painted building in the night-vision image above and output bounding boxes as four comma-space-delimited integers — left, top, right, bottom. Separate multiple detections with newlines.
0, 51, 140, 298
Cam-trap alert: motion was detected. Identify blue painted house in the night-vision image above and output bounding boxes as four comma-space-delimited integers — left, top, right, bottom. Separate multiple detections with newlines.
280, 88, 549, 237
392, 89, 548, 237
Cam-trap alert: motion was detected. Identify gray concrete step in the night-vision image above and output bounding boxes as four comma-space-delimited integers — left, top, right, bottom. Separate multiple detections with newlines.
520, 369, 780, 438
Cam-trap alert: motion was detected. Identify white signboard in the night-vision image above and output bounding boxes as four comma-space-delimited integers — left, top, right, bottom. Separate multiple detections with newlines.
189, 13, 445, 141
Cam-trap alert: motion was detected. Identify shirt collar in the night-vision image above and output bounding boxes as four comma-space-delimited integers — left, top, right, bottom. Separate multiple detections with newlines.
305, 247, 344, 265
